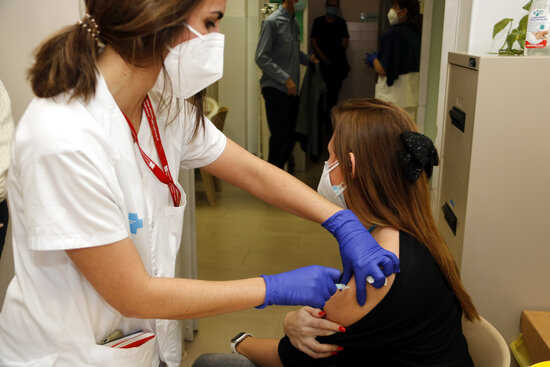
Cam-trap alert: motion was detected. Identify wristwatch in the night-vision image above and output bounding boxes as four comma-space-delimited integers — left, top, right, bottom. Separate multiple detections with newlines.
230, 332, 253, 354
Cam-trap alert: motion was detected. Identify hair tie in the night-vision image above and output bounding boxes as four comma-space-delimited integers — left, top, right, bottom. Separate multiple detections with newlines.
397, 131, 439, 183
78, 13, 102, 46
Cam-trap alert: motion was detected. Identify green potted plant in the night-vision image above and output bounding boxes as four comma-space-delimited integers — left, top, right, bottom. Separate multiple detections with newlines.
492, 0, 532, 55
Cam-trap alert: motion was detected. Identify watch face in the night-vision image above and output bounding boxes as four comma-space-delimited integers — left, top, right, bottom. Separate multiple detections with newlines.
231, 332, 247, 343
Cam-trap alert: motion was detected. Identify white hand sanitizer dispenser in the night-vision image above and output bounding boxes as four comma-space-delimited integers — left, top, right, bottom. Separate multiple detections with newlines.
525, 0, 550, 55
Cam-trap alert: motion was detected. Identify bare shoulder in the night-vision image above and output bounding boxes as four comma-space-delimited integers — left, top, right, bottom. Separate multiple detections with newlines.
323, 227, 400, 327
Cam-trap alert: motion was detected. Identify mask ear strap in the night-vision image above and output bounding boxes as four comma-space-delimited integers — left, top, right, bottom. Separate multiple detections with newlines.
328, 160, 339, 172
185, 23, 203, 38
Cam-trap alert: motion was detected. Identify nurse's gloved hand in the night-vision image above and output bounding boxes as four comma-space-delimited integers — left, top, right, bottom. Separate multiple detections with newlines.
364, 52, 377, 67
256, 265, 341, 309
322, 209, 400, 306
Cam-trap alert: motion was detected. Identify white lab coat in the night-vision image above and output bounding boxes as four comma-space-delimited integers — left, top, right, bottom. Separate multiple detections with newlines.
0, 74, 226, 366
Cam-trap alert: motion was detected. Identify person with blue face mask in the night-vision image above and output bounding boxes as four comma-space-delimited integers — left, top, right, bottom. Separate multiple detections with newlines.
311, 0, 350, 135
0, 0, 399, 366
364, 0, 422, 120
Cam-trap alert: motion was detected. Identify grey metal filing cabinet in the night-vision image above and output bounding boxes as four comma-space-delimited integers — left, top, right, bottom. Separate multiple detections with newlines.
436, 52, 550, 344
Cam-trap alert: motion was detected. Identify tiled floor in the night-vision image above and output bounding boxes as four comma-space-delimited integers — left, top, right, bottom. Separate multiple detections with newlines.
181, 156, 341, 366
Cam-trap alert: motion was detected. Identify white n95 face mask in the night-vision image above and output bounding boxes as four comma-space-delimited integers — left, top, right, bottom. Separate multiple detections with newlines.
154, 24, 225, 99
317, 160, 347, 209
387, 8, 399, 25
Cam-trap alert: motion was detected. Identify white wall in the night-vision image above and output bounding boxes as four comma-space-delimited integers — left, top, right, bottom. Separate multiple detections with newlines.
0, 0, 82, 306
468, 0, 529, 55
0, 0, 82, 122
218, 0, 260, 154
425, 0, 527, 163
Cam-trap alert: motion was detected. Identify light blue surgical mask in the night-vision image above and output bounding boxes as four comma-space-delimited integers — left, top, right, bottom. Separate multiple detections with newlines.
317, 160, 347, 209
326, 6, 339, 17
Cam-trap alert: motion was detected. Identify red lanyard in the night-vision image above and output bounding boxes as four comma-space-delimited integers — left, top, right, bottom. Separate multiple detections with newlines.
123, 96, 181, 207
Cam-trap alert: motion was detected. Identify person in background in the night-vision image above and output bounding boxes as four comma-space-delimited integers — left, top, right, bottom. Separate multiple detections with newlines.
365, 0, 422, 120
193, 98, 479, 367
0, 0, 399, 365
311, 0, 350, 135
0, 79, 14, 260
255, 0, 318, 173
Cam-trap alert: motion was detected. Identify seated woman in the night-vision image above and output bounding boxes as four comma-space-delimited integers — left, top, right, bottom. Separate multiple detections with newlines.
193, 98, 479, 367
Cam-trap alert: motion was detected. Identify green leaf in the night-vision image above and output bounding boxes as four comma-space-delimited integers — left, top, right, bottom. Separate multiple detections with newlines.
507, 29, 521, 50
519, 15, 529, 32
493, 18, 513, 39
518, 33, 526, 50
523, 0, 533, 11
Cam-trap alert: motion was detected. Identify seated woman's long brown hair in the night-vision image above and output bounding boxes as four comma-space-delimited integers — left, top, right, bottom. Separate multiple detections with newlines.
331, 98, 479, 322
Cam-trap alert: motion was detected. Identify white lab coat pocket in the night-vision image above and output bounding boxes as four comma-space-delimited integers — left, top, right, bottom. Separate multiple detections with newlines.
158, 202, 186, 276
87, 337, 156, 367
153, 190, 185, 366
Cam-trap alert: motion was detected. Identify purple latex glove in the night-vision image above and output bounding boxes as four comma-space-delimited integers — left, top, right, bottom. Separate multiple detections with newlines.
364, 52, 378, 67
322, 210, 400, 306
256, 265, 341, 309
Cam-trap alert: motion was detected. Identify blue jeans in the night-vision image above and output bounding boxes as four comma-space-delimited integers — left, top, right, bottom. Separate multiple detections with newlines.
191, 353, 259, 367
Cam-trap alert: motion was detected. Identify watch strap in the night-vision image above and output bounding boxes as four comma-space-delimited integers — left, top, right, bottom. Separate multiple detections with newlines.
230, 332, 254, 354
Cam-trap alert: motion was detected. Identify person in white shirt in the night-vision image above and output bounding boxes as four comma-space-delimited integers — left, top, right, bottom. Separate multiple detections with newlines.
0, 79, 14, 260
0, 1, 399, 366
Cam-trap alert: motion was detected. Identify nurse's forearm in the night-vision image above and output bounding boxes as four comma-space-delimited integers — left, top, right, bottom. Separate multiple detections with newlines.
67, 237, 266, 320
142, 277, 266, 319
203, 139, 341, 224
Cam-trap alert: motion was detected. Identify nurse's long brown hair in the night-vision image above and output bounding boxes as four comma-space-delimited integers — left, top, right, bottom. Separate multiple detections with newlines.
332, 98, 479, 322
28, 0, 206, 135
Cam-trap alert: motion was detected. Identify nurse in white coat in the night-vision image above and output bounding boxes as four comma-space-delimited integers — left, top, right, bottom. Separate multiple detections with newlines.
0, 0, 399, 366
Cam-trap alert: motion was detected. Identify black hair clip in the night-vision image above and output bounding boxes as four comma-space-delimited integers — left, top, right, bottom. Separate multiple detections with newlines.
397, 131, 439, 184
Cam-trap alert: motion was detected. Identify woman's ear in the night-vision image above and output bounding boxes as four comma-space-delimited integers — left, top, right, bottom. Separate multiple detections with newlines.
349, 152, 356, 178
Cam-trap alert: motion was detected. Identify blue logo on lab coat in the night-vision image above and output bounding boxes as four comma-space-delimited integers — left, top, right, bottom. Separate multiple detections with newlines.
129, 213, 143, 234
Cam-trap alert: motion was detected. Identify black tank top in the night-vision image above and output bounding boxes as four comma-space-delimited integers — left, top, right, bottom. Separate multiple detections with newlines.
278, 231, 473, 367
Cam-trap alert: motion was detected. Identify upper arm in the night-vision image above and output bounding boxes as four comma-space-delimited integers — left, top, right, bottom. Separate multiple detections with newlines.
202, 139, 337, 224
323, 228, 399, 326
66, 237, 152, 318
201, 138, 265, 192
373, 58, 386, 77
179, 108, 227, 169
256, 20, 274, 64
15, 104, 127, 251
377, 33, 393, 74
341, 20, 350, 49
322, 274, 395, 326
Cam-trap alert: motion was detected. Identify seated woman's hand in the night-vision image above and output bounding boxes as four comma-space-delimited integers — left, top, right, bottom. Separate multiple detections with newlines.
283, 306, 344, 359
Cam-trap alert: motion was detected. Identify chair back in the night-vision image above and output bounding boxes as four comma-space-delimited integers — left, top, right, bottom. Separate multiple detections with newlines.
462, 316, 511, 367
205, 96, 219, 120
211, 107, 228, 132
